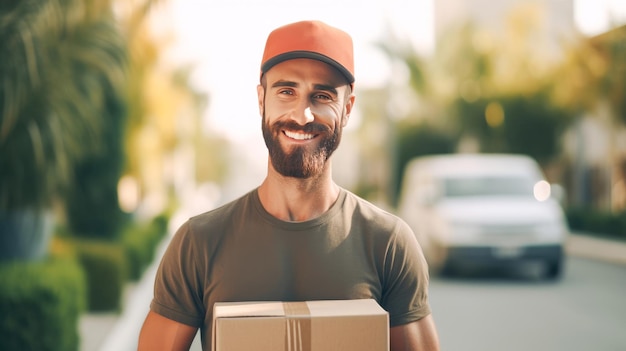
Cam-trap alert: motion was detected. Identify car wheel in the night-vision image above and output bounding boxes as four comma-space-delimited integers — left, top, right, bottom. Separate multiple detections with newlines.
544, 260, 563, 280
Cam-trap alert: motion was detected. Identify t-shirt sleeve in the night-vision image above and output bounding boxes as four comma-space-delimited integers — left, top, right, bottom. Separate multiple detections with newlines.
381, 219, 432, 327
150, 221, 205, 327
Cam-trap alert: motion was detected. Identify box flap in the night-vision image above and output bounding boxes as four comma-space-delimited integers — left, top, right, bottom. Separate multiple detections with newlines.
306, 299, 387, 317
214, 299, 388, 318
214, 301, 287, 318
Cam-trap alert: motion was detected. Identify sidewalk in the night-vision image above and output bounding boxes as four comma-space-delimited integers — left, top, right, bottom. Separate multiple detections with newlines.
79, 232, 626, 351
79, 233, 204, 351
565, 232, 626, 266
78, 247, 158, 351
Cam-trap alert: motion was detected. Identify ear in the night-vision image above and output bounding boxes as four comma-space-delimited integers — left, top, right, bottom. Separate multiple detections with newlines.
342, 93, 356, 127
257, 84, 265, 116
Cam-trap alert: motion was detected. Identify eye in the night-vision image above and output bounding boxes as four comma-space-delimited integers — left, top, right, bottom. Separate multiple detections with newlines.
278, 89, 294, 95
313, 93, 332, 101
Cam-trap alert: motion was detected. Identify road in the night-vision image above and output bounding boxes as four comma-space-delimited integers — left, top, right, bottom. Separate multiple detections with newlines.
96, 244, 625, 351
428, 256, 626, 351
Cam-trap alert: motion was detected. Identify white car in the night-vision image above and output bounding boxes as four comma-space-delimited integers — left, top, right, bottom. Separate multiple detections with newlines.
397, 153, 569, 279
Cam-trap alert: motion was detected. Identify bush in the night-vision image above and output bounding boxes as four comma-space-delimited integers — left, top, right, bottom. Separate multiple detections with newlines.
0, 258, 86, 351
73, 240, 127, 312
566, 207, 626, 240
151, 213, 169, 236
122, 215, 169, 281
393, 122, 457, 206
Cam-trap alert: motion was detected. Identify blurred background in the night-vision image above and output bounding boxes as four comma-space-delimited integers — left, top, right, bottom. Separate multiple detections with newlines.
1, 0, 625, 350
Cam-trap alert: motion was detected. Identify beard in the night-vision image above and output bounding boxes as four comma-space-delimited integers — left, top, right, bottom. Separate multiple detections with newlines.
262, 112, 343, 179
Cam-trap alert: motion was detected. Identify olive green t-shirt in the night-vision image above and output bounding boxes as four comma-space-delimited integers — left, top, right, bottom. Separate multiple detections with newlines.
150, 188, 431, 350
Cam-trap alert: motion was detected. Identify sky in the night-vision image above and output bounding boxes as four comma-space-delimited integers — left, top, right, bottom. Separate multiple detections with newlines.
154, 0, 433, 142
152, 0, 626, 143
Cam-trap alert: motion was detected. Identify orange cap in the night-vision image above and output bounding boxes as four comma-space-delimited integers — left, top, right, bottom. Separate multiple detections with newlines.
260, 20, 355, 85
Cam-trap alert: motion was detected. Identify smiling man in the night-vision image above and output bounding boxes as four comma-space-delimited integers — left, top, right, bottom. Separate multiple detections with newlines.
138, 20, 440, 351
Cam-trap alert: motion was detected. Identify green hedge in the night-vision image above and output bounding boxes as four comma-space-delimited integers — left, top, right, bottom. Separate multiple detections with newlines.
122, 214, 168, 281
73, 240, 127, 312
566, 207, 626, 241
0, 258, 86, 351
53, 213, 169, 312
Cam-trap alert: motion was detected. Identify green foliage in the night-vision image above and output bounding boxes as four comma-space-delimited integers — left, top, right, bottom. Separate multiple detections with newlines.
592, 27, 626, 125
454, 92, 569, 164
61, 11, 130, 241
500, 94, 566, 163
352, 183, 381, 203
392, 122, 457, 205
435, 21, 494, 84
151, 212, 169, 235
122, 215, 169, 281
566, 207, 626, 240
63, 146, 129, 241
0, 0, 129, 211
73, 239, 127, 312
0, 257, 86, 351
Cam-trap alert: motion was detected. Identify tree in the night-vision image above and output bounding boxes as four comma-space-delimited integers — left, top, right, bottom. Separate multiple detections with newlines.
1, 0, 172, 245
0, 0, 132, 259
0, 0, 127, 211
453, 92, 567, 164
392, 121, 457, 205
551, 25, 626, 210
394, 12, 571, 160
552, 25, 626, 125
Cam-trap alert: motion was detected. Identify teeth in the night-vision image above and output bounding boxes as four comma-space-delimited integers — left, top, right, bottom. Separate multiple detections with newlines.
285, 130, 314, 140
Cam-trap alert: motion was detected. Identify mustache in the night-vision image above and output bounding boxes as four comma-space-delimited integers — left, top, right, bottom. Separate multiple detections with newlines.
272, 120, 332, 134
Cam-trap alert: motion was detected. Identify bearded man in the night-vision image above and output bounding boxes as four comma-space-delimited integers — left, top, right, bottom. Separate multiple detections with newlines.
138, 20, 440, 351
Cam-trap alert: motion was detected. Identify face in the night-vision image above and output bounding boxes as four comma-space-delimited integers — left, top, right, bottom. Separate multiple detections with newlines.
257, 58, 355, 179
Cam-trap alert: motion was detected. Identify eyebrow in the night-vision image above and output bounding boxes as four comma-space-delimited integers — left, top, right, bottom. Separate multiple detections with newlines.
271, 80, 297, 89
270, 80, 339, 95
313, 84, 338, 96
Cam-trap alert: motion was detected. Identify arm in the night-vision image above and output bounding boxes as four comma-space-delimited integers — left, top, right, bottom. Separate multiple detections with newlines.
138, 311, 198, 351
390, 314, 440, 351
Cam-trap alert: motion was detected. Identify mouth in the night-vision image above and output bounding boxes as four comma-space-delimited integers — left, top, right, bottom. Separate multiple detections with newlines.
283, 130, 316, 141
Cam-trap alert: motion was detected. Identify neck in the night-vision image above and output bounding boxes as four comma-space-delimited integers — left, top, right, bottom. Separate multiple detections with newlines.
257, 161, 340, 222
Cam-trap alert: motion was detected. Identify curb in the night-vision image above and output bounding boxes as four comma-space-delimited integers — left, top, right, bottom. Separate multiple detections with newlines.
565, 233, 626, 266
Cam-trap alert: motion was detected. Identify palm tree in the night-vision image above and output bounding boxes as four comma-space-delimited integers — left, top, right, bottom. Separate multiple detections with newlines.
0, 0, 128, 260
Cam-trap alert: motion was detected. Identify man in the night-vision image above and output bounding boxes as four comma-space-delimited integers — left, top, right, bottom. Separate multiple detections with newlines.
138, 20, 440, 351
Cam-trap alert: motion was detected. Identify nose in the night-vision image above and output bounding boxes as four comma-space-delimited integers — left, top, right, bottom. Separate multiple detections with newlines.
290, 101, 315, 125
304, 107, 314, 122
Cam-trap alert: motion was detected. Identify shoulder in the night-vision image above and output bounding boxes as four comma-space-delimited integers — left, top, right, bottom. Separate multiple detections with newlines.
342, 189, 413, 236
187, 189, 256, 232
342, 189, 407, 226
168, 189, 257, 250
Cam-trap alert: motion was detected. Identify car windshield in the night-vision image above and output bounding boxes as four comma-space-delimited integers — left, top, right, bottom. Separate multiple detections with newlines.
442, 176, 535, 197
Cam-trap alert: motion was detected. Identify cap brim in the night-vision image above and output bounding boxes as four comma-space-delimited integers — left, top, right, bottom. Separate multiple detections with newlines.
261, 51, 355, 84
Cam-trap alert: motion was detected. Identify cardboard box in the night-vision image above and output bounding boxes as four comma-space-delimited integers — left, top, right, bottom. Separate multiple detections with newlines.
212, 299, 389, 351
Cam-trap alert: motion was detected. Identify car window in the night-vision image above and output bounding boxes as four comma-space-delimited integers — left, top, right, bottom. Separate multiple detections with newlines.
443, 176, 536, 197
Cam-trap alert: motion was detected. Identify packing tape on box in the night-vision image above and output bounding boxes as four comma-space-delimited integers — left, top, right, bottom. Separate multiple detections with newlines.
283, 302, 312, 351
